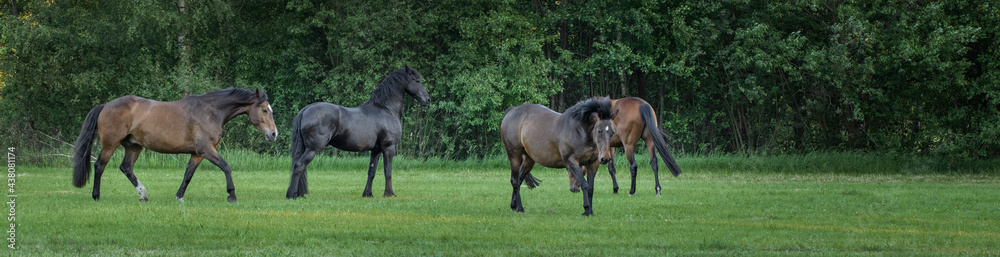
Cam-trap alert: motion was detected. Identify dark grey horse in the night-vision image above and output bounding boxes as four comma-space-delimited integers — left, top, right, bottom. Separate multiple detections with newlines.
501, 97, 616, 216
287, 66, 430, 199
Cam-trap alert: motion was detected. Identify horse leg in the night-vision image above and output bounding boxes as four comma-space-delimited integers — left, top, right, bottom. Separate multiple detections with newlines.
646, 140, 662, 196
199, 148, 236, 203
510, 155, 534, 213
625, 144, 639, 195
118, 144, 147, 201
567, 170, 582, 193
585, 161, 599, 212
607, 147, 620, 194
175, 155, 204, 202
565, 160, 593, 216
382, 145, 397, 197
288, 149, 317, 199
91, 145, 116, 201
362, 150, 382, 198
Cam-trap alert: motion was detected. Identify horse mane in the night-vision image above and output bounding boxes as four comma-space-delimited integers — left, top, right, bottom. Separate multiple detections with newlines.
189, 88, 267, 106
564, 97, 613, 124
364, 68, 410, 109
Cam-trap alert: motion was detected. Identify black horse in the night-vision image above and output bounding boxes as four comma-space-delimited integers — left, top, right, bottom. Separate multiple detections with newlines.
287, 66, 430, 199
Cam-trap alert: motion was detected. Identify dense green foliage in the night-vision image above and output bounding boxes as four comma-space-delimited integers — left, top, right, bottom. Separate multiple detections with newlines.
2, 0, 998, 159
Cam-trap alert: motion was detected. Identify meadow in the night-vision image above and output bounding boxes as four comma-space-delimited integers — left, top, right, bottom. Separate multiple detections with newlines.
9, 150, 1000, 255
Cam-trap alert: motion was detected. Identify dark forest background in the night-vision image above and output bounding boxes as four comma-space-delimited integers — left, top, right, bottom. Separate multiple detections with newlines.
2, 0, 998, 160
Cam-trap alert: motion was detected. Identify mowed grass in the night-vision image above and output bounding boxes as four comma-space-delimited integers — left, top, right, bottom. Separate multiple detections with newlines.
11, 151, 1000, 255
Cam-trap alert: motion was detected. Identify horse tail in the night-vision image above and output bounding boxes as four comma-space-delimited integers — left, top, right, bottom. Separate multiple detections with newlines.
73, 104, 104, 187
523, 173, 541, 189
291, 110, 306, 162
639, 103, 682, 177
288, 109, 308, 196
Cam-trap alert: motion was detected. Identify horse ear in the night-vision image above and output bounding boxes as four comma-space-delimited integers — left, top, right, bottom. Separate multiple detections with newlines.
611, 109, 619, 120
405, 65, 413, 75
255, 89, 261, 98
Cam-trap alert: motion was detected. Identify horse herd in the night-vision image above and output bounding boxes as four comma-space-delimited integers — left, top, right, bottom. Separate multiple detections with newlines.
71, 66, 682, 216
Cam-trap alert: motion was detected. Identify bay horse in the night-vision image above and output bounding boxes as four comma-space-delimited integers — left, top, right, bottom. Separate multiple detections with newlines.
287, 66, 430, 199
501, 97, 616, 216
605, 97, 682, 196
72, 88, 277, 203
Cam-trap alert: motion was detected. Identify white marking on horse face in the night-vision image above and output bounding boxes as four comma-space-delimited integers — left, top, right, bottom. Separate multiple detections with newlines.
606, 126, 610, 131
267, 104, 273, 113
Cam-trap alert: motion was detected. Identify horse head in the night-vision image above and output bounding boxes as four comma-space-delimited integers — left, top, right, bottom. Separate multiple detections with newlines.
403, 65, 431, 106
248, 89, 278, 141
592, 109, 617, 164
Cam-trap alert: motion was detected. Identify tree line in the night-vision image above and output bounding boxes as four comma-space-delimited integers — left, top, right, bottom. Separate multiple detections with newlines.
2, 0, 998, 160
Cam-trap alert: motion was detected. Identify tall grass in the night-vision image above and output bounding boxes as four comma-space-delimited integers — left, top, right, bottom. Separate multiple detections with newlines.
30, 143, 1000, 175
678, 151, 1000, 175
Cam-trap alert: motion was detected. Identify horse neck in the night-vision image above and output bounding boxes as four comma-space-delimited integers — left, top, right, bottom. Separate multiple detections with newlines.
361, 83, 405, 115
205, 101, 252, 125
559, 114, 596, 145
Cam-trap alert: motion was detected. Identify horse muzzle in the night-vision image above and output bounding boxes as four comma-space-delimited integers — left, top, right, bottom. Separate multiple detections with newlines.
599, 156, 613, 164
264, 130, 278, 141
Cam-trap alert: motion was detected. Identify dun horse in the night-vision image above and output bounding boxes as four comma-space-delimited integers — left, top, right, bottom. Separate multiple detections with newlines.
501, 97, 616, 216
606, 97, 682, 196
287, 66, 430, 199
72, 88, 277, 202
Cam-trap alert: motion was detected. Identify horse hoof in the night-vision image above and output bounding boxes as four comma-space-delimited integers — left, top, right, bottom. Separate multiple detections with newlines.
227, 196, 237, 203
362, 193, 374, 198
384, 193, 396, 197
139, 197, 148, 202
177, 197, 184, 202
581, 212, 593, 216
613, 188, 619, 194
92, 195, 100, 201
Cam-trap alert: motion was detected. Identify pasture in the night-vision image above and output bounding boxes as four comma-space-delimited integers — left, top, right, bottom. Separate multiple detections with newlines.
10, 151, 1000, 255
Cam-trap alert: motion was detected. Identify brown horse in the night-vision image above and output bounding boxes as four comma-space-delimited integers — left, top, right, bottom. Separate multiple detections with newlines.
72, 88, 277, 203
605, 97, 682, 196
501, 97, 616, 216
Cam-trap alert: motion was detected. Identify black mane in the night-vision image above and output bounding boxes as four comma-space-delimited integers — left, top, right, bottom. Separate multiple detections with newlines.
564, 97, 613, 124
364, 68, 410, 109
190, 88, 267, 106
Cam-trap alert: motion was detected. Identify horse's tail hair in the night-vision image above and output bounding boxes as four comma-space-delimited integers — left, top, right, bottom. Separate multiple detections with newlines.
523, 173, 541, 189
73, 104, 104, 187
288, 109, 308, 196
291, 110, 306, 162
640, 103, 682, 177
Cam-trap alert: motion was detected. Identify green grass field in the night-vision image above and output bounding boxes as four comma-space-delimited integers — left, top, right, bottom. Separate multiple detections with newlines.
9, 151, 1000, 255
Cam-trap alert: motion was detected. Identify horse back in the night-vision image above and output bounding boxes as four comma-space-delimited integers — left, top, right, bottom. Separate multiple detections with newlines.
98, 95, 212, 153
501, 104, 570, 168
298, 102, 390, 152
610, 97, 654, 146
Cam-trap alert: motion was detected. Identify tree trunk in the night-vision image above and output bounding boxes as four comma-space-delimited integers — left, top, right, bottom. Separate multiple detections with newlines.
177, 0, 189, 62
556, 0, 570, 111
177, 0, 191, 92
617, 31, 627, 97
